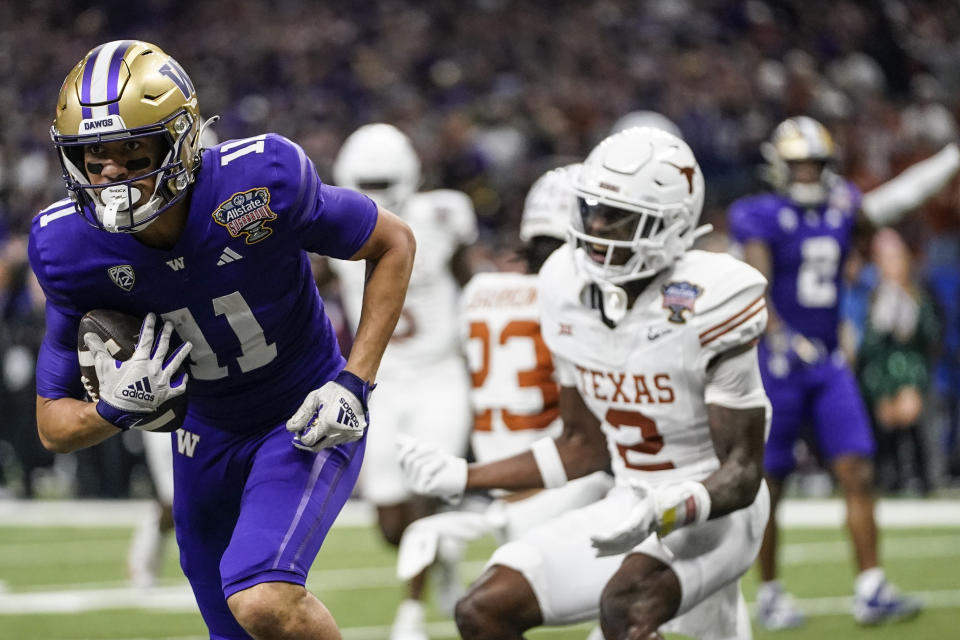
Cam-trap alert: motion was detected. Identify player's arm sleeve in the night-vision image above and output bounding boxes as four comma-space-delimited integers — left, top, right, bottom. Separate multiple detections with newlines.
28, 221, 84, 399
274, 135, 379, 258
36, 300, 84, 399
861, 143, 960, 226
693, 261, 768, 375
704, 344, 769, 409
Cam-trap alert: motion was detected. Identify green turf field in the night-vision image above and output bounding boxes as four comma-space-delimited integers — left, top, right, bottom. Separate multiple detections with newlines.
0, 512, 957, 639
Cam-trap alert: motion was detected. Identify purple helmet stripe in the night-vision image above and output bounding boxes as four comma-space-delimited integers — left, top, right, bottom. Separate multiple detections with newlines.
105, 40, 133, 104
80, 43, 104, 120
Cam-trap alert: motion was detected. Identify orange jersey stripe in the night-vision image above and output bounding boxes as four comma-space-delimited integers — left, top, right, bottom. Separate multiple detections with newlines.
700, 302, 766, 346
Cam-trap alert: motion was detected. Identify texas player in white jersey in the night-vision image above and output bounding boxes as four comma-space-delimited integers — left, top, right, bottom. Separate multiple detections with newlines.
400, 127, 771, 640
395, 166, 613, 596
331, 123, 477, 640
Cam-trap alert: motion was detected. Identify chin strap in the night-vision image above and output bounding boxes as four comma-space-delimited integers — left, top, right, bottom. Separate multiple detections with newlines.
589, 282, 627, 328
197, 115, 220, 149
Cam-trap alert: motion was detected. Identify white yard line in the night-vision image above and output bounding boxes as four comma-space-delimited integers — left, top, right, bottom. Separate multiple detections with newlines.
2, 498, 960, 528
2, 544, 960, 615
2, 533, 960, 594
22, 588, 960, 640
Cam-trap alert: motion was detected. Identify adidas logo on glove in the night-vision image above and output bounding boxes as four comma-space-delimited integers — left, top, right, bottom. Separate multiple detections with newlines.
337, 397, 359, 428
121, 376, 155, 402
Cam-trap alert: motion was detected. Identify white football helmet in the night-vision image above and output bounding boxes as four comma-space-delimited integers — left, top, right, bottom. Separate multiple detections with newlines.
519, 163, 580, 242
761, 116, 839, 207
332, 123, 421, 212
610, 110, 682, 139
570, 127, 708, 287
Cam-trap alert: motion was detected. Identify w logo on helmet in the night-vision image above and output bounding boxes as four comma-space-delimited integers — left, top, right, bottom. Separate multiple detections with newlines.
158, 59, 195, 99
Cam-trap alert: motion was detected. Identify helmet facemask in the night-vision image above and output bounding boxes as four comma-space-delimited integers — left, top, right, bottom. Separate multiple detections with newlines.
54, 110, 196, 232
352, 178, 415, 214
333, 123, 421, 214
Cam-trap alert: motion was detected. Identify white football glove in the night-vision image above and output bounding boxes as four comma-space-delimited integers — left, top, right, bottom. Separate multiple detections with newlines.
590, 479, 659, 557
397, 434, 468, 504
85, 313, 191, 431
396, 507, 505, 580
286, 369, 374, 451
590, 479, 711, 557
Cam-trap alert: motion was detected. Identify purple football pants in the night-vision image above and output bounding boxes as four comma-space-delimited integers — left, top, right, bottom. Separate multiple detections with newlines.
171, 419, 365, 639
759, 342, 875, 477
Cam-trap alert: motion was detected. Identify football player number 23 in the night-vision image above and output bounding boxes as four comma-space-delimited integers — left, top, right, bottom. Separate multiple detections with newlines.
469, 320, 559, 431
605, 408, 675, 471
162, 291, 277, 380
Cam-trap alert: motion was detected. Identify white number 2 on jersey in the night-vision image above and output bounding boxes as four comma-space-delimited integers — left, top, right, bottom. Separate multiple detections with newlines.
796, 237, 840, 308
163, 291, 277, 380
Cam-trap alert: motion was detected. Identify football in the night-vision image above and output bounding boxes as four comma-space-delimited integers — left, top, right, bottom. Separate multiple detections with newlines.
77, 309, 188, 432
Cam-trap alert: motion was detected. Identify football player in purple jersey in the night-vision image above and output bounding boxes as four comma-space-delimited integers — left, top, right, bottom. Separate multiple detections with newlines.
728, 116, 957, 629
29, 41, 415, 640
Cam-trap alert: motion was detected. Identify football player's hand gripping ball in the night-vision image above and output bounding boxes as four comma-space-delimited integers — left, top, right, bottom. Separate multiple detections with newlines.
397, 434, 468, 504
85, 313, 192, 430
286, 370, 374, 451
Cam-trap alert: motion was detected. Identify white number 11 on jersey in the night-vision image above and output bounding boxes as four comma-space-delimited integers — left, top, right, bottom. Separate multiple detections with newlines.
163, 291, 277, 380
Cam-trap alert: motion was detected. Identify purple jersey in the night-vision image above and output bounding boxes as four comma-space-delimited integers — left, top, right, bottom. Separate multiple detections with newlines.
29, 133, 377, 434
728, 181, 861, 351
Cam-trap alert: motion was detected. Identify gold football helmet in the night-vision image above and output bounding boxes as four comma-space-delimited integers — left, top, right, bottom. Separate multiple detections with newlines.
52, 40, 205, 232
761, 116, 839, 207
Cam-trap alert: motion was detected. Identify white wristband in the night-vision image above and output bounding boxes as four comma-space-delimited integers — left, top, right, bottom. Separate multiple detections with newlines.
531, 437, 568, 489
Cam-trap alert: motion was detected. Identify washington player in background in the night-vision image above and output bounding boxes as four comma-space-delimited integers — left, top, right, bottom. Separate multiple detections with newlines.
394, 165, 614, 632
330, 123, 476, 640
400, 127, 771, 640
30, 41, 414, 640
728, 116, 956, 629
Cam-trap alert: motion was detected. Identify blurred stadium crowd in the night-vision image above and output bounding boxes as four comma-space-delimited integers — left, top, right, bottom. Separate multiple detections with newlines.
1, 0, 960, 499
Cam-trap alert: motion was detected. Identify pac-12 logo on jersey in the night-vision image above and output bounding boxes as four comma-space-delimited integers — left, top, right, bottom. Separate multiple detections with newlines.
212, 188, 277, 244
661, 281, 702, 324
107, 264, 136, 291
